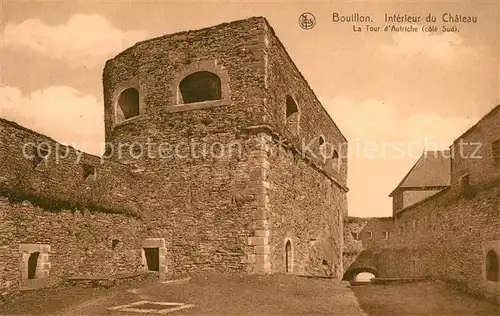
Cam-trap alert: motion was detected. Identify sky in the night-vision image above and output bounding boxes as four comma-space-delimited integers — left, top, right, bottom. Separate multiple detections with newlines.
1, 0, 499, 217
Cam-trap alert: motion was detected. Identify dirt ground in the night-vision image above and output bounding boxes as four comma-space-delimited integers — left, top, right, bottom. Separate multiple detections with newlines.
0, 274, 498, 315
351, 281, 499, 315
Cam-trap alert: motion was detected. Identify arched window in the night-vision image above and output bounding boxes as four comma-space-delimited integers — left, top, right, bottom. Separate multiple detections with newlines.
285, 95, 299, 134
285, 240, 293, 273
318, 136, 325, 146
117, 88, 140, 120
319, 136, 326, 160
486, 250, 498, 281
332, 150, 339, 165
327, 150, 340, 171
179, 71, 221, 104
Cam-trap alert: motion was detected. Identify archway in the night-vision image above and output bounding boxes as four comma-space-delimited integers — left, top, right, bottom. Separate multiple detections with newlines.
343, 266, 379, 282
285, 241, 292, 273
28, 252, 40, 279
354, 271, 376, 282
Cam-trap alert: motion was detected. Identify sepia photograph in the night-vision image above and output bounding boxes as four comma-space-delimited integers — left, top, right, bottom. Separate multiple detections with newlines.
0, 0, 499, 314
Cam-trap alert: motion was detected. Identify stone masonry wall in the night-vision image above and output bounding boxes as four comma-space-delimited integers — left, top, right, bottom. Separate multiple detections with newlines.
100, 17, 348, 276
100, 18, 270, 275
266, 139, 345, 277
258, 20, 348, 277
0, 199, 144, 299
0, 119, 142, 217
262, 21, 348, 191
402, 189, 442, 209
103, 17, 267, 147
1, 17, 349, 290
343, 106, 500, 302
388, 184, 500, 301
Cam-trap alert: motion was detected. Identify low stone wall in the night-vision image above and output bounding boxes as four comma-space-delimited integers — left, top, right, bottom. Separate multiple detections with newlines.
0, 199, 146, 299
375, 184, 500, 302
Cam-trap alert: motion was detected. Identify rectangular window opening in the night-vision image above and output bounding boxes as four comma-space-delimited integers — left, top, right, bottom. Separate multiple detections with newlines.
492, 139, 500, 167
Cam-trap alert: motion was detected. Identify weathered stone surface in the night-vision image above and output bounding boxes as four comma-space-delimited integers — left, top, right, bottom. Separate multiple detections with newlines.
343, 106, 500, 302
0, 17, 348, 296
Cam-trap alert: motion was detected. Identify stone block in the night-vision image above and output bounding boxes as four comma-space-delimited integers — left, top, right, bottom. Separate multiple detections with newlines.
251, 220, 269, 230
142, 238, 165, 248
254, 254, 269, 264
254, 245, 270, 254
254, 229, 270, 237
40, 254, 49, 262
246, 254, 256, 264
255, 206, 268, 220
249, 168, 266, 181
255, 194, 269, 206
253, 261, 271, 274
248, 236, 268, 246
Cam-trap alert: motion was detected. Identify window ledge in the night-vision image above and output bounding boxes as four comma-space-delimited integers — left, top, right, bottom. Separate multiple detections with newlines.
168, 99, 230, 113
114, 115, 141, 128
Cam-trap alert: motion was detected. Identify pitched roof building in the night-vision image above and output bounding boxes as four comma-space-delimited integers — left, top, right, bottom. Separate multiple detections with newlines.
389, 150, 451, 214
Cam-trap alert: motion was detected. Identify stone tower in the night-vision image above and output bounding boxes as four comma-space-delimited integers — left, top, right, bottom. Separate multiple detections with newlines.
102, 17, 348, 276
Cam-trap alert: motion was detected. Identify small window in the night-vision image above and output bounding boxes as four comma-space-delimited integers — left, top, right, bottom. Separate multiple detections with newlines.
179, 71, 221, 104
351, 231, 359, 240
32, 147, 49, 168
117, 88, 140, 120
318, 136, 326, 159
332, 150, 339, 167
318, 136, 325, 146
366, 230, 373, 240
492, 139, 500, 166
460, 174, 470, 187
285, 95, 299, 135
486, 250, 498, 282
413, 219, 417, 230
27, 252, 40, 279
82, 164, 96, 181
381, 230, 389, 240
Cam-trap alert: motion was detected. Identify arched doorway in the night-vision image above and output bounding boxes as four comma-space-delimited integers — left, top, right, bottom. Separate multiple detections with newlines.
285, 241, 292, 273
486, 250, 498, 281
28, 252, 40, 279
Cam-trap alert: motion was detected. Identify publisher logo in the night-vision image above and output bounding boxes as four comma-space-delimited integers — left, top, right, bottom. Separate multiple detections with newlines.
299, 12, 316, 30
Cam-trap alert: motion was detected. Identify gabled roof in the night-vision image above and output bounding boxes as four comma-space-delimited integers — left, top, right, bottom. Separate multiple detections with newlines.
389, 150, 451, 197
451, 104, 499, 143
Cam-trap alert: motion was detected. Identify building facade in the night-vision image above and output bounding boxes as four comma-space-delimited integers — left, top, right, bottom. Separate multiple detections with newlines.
0, 17, 348, 298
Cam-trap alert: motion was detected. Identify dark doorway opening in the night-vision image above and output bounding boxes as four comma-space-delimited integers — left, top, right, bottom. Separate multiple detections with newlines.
28, 252, 40, 279
144, 248, 159, 271
285, 241, 292, 273
486, 250, 498, 282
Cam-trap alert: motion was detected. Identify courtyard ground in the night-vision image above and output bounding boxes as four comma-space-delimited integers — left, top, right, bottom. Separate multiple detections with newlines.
351, 281, 499, 315
0, 274, 498, 315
